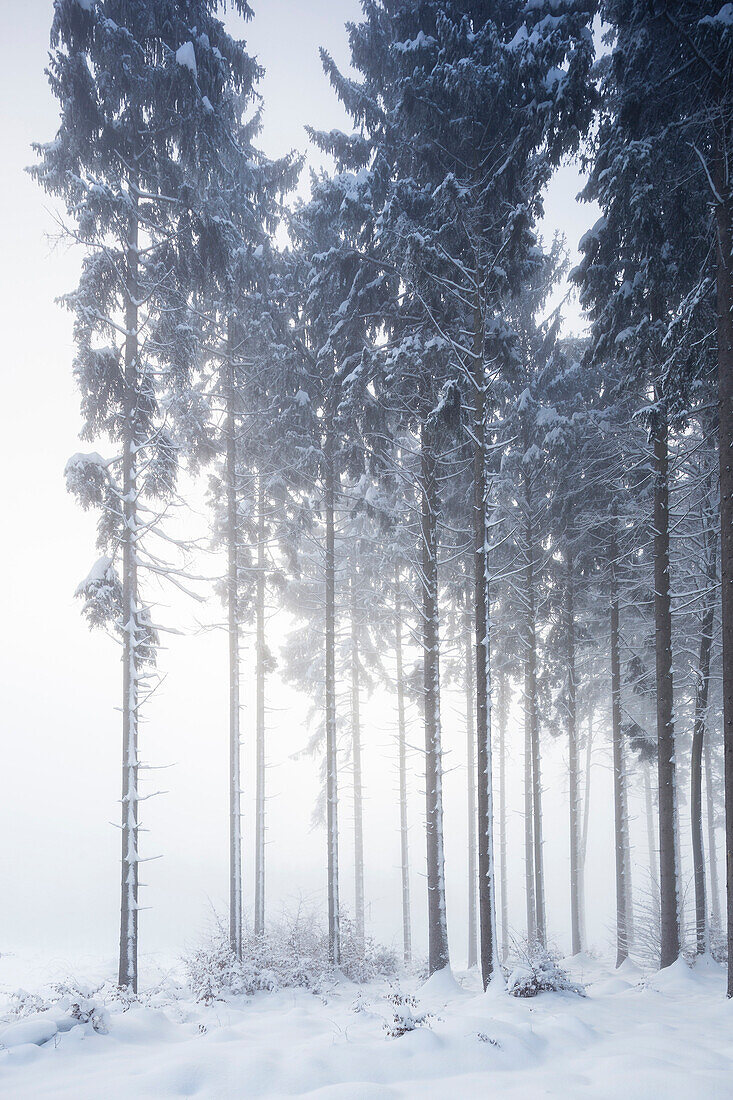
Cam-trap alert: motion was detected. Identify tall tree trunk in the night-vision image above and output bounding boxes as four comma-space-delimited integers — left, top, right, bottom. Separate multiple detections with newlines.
713, 152, 733, 996
579, 704, 594, 946
524, 667, 536, 946
523, 469, 546, 947
704, 733, 722, 934
324, 416, 340, 964
610, 545, 629, 967
566, 550, 581, 955
652, 405, 680, 968
254, 474, 266, 937
472, 303, 500, 987
420, 417, 450, 974
394, 569, 412, 965
622, 739, 634, 953
692, 566, 715, 954
497, 667, 509, 962
675, 812, 686, 951
119, 186, 140, 991
644, 760, 661, 931
464, 599, 478, 970
350, 571, 365, 949
225, 321, 242, 962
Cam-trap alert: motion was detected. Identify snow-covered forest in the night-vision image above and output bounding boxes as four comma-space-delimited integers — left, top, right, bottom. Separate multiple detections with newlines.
1, 0, 733, 1096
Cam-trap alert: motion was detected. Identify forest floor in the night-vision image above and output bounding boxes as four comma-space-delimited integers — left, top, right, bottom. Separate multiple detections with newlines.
1, 949, 731, 1098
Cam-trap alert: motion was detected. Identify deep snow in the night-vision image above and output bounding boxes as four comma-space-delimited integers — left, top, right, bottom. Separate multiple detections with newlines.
1, 951, 732, 1098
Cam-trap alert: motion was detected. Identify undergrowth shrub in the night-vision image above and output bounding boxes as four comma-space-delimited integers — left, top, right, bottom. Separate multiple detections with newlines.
383, 987, 433, 1038
4, 981, 112, 1033
710, 918, 727, 965
506, 945, 585, 998
633, 880, 726, 968
184, 907, 398, 1003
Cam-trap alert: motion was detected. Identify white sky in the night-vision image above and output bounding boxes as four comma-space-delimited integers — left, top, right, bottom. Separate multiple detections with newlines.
0, 1, 624, 977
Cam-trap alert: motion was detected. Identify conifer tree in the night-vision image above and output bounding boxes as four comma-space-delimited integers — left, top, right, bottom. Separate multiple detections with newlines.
33, 0, 274, 990
577, 0, 732, 976
312, 0, 595, 985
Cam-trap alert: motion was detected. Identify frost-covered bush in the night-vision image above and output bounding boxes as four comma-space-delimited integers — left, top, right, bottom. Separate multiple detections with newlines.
58, 989, 110, 1034
3, 980, 111, 1034
6, 989, 45, 1019
506, 948, 585, 998
184, 909, 398, 1003
183, 921, 276, 1002
632, 882, 671, 968
383, 988, 433, 1038
710, 918, 727, 965
633, 879, 727, 967
338, 913, 398, 984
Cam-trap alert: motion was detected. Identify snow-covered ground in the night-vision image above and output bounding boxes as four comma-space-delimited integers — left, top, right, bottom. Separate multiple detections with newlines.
1, 950, 732, 1098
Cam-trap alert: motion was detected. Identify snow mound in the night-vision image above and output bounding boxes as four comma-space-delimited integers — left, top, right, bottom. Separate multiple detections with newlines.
420, 966, 464, 1003
1, 951, 732, 1098
650, 956, 699, 994
0, 1016, 58, 1049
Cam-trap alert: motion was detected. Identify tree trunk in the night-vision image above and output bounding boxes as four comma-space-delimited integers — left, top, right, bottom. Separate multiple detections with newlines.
497, 667, 510, 962
566, 550, 581, 955
472, 304, 501, 987
713, 153, 733, 995
324, 417, 340, 964
692, 569, 715, 954
523, 469, 546, 947
524, 669, 536, 946
350, 571, 365, 949
464, 599, 478, 970
644, 760, 661, 931
254, 473, 266, 937
622, 738, 634, 954
675, 811, 686, 951
704, 733, 722, 934
119, 186, 140, 991
225, 321, 243, 962
652, 405, 680, 968
579, 704, 594, 946
610, 548, 628, 967
420, 417, 450, 974
394, 569, 412, 965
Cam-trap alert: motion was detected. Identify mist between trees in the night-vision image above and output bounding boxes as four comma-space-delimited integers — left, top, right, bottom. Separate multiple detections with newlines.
30, 0, 733, 998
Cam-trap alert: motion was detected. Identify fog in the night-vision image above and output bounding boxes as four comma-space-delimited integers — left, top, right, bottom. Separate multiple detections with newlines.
2, 0, 617, 971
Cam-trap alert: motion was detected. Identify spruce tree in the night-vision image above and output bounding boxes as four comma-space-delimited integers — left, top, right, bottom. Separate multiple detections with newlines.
33, 0, 271, 990
313, 0, 595, 985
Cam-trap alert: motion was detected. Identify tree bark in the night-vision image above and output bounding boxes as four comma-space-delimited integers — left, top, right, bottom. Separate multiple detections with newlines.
420, 417, 450, 974
652, 405, 680, 968
497, 667, 509, 963
713, 152, 733, 995
704, 733, 722, 934
350, 571, 365, 949
692, 561, 715, 954
523, 467, 545, 947
524, 665, 536, 946
644, 759, 661, 931
119, 184, 140, 991
394, 569, 412, 965
254, 473, 266, 937
226, 321, 243, 962
464, 599, 478, 970
472, 304, 501, 987
610, 546, 629, 967
579, 704, 594, 946
566, 550, 581, 955
622, 739, 634, 954
324, 413, 340, 964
